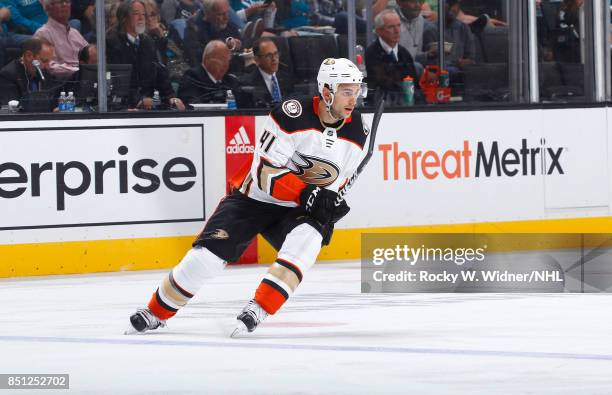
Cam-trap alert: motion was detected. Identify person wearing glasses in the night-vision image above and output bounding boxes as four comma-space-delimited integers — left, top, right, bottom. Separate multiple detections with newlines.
238, 37, 293, 108
34, 0, 87, 77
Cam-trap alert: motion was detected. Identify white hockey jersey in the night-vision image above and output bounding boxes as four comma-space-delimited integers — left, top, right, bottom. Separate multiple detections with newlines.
235, 96, 369, 207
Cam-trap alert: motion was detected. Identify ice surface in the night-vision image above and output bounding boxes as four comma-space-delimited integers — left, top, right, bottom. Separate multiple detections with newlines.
0, 261, 611, 394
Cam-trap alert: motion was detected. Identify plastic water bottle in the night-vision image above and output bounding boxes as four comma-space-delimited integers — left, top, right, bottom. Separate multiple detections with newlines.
355, 45, 366, 106
152, 90, 161, 110
66, 91, 75, 112
226, 89, 236, 109
402, 76, 415, 106
58, 91, 66, 112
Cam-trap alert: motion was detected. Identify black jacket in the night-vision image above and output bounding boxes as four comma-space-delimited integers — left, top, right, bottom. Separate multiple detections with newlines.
106, 31, 174, 107
365, 39, 417, 93
183, 10, 241, 67
237, 67, 293, 109
0, 59, 59, 111
177, 64, 239, 105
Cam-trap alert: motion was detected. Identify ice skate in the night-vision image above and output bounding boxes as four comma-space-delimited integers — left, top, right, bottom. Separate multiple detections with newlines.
125, 308, 166, 335
230, 299, 268, 337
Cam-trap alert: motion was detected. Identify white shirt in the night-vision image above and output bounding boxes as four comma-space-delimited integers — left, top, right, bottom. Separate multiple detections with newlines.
378, 37, 399, 61
258, 67, 280, 97
204, 65, 222, 84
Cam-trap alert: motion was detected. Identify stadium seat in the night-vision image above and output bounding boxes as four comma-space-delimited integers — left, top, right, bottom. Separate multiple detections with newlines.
463, 63, 509, 102
289, 35, 338, 81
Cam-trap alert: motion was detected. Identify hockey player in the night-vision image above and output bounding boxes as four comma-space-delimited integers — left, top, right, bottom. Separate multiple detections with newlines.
128, 57, 369, 336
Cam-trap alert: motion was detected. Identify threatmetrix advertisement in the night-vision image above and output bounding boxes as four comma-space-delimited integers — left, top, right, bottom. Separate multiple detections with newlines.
344, 108, 610, 229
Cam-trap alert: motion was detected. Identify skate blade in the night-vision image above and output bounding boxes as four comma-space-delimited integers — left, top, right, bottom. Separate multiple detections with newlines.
230, 320, 248, 338
124, 325, 140, 335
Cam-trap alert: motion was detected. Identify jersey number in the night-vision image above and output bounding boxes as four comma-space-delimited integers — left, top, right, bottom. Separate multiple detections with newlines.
260, 130, 276, 153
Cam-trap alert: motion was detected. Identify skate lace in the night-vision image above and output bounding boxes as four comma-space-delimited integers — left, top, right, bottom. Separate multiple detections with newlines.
244, 300, 268, 325
138, 308, 166, 329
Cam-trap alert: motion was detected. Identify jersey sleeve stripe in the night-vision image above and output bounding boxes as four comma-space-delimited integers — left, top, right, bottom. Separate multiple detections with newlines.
270, 114, 321, 135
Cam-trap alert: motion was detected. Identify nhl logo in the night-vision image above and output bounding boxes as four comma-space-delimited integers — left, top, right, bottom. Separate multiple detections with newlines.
282, 100, 302, 118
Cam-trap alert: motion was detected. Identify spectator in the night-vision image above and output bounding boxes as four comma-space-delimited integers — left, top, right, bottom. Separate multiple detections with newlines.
456, 9, 506, 31
366, 8, 417, 103
160, 0, 199, 24
0, 37, 56, 107
0, 3, 32, 66
177, 39, 238, 105
105, 0, 119, 34
143, 0, 169, 63
0, 4, 10, 32
394, 0, 434, 63
77, 42, 96, 64
238, 37, 292, 108
70, 0, 95, 40
106, 0, 185, 110
554, 0, 582, 63
4, 0, 48, 34
422, 0, 475, 69
273, 0, 310, 29
229, 0, 272, 29
311, 0, 366, 34
420, 0, 437, 21
34, 0, 88, 77
183, 0, 241, 67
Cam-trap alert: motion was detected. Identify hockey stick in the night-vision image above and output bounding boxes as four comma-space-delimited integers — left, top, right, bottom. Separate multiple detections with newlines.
334, 96, 385, 206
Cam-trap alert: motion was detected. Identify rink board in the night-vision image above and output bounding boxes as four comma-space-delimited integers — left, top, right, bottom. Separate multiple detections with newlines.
1, 108, 612, 277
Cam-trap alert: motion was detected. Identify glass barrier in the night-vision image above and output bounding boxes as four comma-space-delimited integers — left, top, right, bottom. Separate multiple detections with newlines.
537, 0, 587, 103
0, 0, 94, 113
88, 0, 372, 112
362, 0, 511, 107
0, 0, 605, 113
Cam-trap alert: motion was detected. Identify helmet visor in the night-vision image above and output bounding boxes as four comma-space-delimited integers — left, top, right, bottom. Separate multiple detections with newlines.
335, 83, 368, 99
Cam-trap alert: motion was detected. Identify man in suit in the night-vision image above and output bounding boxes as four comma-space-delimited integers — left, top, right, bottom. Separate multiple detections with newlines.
238, 38, 292, 109
183, 0, 242, 67
177, 39, 239, 105
366, 8, 417, 104
106, 0, 185, 110
0, 37, 59, 111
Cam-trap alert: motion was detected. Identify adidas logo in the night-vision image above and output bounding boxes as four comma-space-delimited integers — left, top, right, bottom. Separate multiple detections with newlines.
227, 126, 255, 154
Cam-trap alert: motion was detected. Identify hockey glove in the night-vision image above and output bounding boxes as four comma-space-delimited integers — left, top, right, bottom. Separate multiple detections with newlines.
331, 199, 350, 224
300, 185, 339, 225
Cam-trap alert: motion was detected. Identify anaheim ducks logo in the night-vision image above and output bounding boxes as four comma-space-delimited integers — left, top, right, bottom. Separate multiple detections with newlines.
202, 229, 229, 240
288, 152, 340, 187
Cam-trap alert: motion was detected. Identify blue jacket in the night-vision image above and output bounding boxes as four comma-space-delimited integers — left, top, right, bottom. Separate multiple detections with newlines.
3, 0, 47, 34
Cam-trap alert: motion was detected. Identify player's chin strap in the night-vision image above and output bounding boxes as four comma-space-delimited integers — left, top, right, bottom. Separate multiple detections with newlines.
323, 88, 344, 121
